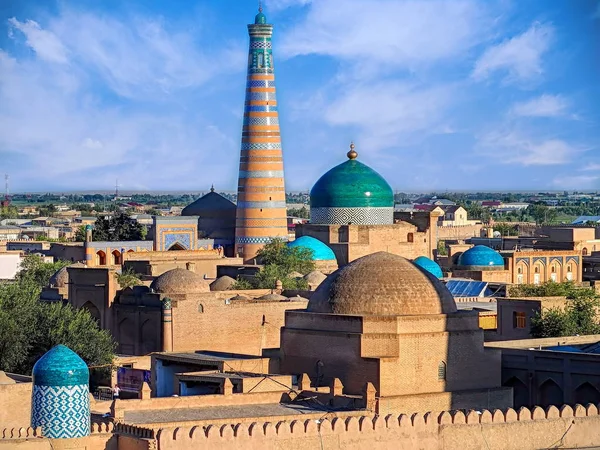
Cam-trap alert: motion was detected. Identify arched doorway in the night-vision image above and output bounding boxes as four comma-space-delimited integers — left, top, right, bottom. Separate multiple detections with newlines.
118, 318, 136, 355
96, 250, 106, 266
141, 319, 158, 354
574, 382, 600, 405
112, 249, 122, 265
582, 248, 588, 256
82, 301, 101, 324
538, 378, 563, 408
168, 242, 185, 251
505, 376, 529, 408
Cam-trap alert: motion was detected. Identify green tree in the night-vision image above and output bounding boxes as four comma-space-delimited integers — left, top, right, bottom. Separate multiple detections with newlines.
437, 240, 448, 256
530, 285, 600, 338
287, 206, 309, 219
115, 268, 142, 289
0, 258, 116, 378
17, 254, 70, 289
0, 205, 18, 220
92, 213, 145, 241
232, 238, 315, 290
75, 225, 87, 241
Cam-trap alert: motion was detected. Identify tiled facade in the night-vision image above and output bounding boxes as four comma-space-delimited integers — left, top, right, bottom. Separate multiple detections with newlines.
234, 10, 289, 262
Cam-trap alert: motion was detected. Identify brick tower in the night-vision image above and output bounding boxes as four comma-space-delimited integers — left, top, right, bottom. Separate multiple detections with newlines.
235, 6, 288, 262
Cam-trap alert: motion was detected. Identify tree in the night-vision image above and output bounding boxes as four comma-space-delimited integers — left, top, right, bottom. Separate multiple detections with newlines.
17, 254, 70, 289
287, 206, 309, 219
115, 268, 142, 289
232, 238, 316, 290
0, 257, 116, 379
75, 225, 87, 241
530, 285, 600, 338
437, 240, 448, 256
0, 205, 18, 220
91, 213, 145, 241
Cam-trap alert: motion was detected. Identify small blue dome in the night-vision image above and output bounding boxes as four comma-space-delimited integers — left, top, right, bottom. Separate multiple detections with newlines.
255, 11, 267, 24
31, 345, 90, 439
33, 345, 89, 386
457, 245, 504, 269
287, 236, 336, 261
413, 256, 443, 279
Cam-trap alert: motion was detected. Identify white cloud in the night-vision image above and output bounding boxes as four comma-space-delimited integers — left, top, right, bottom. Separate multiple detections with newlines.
510, 94, 569, 118
472, 22, 553, 83
552, 175, 599, 190
323, 81, 455, 151
0, 10, 243, 190
8, 18, 69, 63
279, 0, 490, 72
266, 0, 312, 11
581, 163, 600, 172
478, 130, 586, 166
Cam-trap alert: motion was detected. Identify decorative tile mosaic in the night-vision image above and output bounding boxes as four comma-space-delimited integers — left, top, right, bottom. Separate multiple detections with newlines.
238, 170, 284, 178
243, 116, 279, 125
31, 384, 90, 438
246, 80, 275, 88
235, 235, 288, 244
237, 200, 287, 209
244, 105, 278, 112
241, 142, 281, 150
310, 207, 394, 225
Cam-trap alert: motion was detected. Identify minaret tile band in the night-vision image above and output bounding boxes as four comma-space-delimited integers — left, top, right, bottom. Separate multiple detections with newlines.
235, 8, 288, 262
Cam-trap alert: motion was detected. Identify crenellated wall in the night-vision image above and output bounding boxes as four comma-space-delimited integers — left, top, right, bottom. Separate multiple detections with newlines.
0, 422, 116, 449
152, 404, 600, 450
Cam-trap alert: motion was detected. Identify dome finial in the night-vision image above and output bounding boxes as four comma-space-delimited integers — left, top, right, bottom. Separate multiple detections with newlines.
258, 0, 263, 13
347, 141, 358, 160
210, 184, 215, 193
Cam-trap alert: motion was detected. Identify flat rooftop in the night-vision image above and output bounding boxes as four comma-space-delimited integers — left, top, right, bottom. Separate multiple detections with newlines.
155, 351, 266, 363
124, 402, 348, 425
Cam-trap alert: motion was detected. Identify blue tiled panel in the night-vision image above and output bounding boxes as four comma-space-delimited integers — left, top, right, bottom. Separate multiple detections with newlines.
31, 345, 90, 438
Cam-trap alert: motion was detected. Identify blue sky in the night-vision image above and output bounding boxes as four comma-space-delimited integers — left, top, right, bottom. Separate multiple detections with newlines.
0, 0, 599, 193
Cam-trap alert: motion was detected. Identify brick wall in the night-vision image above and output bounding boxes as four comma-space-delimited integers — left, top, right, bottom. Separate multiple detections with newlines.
0, 381, 31, 428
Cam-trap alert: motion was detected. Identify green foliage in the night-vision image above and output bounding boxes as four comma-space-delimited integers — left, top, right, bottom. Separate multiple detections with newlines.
287, 206, 309, 219
238, 238, 315, 290
437, 240, 448, 256
230, 277, 253, 290
508, 281, 582, 298
531, 292, 600, 338
493, 222, 519, 237
92, 213, 145, 241
17, 254, 70, 289
75, 225, 87, 241
115, 268, 142, 289
0, 257, 116, 378
0, 205, 18, 220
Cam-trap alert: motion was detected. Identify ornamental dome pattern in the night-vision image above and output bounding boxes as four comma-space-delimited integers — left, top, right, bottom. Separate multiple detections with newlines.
457, 245, 505, 270
31, 345, 90, 439
413, 256, 443, 279
150, 268, 210, 295
307, 252, 456, 316
309, 144, 393, 225
287, 236, 336, 261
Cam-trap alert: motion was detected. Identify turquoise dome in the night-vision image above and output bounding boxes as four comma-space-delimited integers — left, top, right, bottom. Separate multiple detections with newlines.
255, 11, 266, 24
31, 345, 90, 439
310, 144, 394, 225
32, 345, 89, 386
287, 236, 336, 261
413, 256, 443, 279
457, 245, 505, 269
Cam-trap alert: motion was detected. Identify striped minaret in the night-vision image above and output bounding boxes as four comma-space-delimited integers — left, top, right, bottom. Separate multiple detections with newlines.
235, 6, 288, 262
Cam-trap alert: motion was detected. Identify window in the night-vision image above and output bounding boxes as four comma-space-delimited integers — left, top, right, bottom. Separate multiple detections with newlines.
438, 361, 446, 381
583, 248, 588, 256
518, 267, 522, 274
535, 266, 540, 273
407, 233, 414, 243
513, 311, 526, 329
198, 304, 204, 313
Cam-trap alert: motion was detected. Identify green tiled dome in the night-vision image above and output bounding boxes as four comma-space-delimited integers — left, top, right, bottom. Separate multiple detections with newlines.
309, 144, 394, 225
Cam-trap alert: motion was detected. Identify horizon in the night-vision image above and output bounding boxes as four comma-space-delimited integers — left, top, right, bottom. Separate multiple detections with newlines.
1, 0, 599, 192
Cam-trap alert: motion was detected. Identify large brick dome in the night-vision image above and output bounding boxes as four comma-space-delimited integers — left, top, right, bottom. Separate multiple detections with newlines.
307, 252, 457, 316
150, 268, 210, 295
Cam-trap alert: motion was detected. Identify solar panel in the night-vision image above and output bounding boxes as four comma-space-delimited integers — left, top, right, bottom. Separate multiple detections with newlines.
445, 280, 488, 298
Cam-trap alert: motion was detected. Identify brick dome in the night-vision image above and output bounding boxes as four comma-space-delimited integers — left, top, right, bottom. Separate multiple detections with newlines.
49, 266, 69, 288
307, 252, 457, 316
150, 268, 210, 295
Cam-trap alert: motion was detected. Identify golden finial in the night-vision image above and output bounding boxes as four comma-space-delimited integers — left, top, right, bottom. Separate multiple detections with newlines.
347, 141, 358, 160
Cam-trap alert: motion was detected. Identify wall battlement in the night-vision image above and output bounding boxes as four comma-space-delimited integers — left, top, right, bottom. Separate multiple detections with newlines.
154, 403, 600, 450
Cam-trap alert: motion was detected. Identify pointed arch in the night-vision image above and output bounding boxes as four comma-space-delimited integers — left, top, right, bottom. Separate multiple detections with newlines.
112, 249, 122, 265
538, 378, 563, 408
168, 242, 185, 251
96, 250, 106, 266
505, 376, 529, 408
82, 301, 101, 324
575, 382, 600, 405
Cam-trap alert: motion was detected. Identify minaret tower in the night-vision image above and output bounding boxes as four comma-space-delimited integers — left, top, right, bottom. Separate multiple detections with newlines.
235, 5, 288, 262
